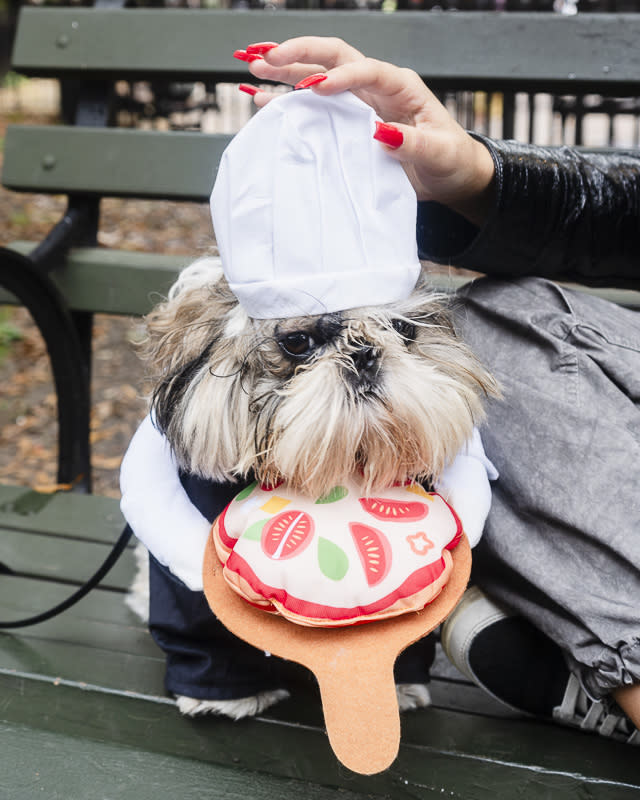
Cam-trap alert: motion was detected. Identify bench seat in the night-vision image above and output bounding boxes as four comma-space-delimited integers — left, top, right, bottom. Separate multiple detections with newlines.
1, 485, 639, 798
4, 724, 373, 800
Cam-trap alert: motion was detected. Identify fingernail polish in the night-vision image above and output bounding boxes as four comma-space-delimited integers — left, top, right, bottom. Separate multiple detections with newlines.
233, 50, 264, 63
238, 84, 260, 96
294, 73, 328, 90
246, 42, 278, 55
373, 121, 403, 149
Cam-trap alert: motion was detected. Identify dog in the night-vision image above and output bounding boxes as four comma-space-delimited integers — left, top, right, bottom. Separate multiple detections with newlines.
125, 254, 500, 720
144, 259, 497, 498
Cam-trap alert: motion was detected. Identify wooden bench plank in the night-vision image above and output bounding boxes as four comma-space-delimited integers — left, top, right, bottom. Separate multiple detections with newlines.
2, 574, 639, 795
11, 9, 640, 94
0, 485, 126, 544
2, 667, 638, 799
2, 242, 186, 315
0, 530, 135, 590
0, 570, 509, 718
2, 126, 230, 202
0, 576, 163, 681
0, 575, 148, 634
2, 721, 375, 800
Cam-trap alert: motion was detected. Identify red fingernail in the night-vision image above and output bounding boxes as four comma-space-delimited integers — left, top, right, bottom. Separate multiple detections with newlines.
238, 84, 260, 96
246, 42, 278, 55
373, 121, 403, 149
233, 50, 264, 63
294, 73, 328, 90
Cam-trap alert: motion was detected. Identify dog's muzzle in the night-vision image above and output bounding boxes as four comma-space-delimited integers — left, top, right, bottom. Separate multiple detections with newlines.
349, 343, 381, 388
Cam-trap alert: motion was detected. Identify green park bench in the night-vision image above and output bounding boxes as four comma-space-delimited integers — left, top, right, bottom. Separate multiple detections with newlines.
1, 7, 640, 798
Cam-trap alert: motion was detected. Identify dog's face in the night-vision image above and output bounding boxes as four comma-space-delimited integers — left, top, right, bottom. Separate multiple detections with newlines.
143, 259, 499, 496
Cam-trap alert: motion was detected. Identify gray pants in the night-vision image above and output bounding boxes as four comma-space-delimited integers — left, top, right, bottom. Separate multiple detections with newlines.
457, 277, 640, 700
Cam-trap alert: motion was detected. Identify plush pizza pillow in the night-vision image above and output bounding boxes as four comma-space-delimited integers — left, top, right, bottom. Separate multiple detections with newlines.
211, 476, 463, 628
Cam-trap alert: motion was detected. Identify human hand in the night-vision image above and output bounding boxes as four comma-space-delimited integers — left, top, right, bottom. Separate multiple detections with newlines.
236, 37, 495, 226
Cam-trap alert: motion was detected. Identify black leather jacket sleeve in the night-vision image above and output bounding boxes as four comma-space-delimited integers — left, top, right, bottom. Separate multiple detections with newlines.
417, 136, 640, 287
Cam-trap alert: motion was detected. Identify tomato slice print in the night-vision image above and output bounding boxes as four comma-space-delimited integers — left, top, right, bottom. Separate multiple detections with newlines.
359, 497, 429, 522
261, 510, 314, 560
349, 522, 392, 587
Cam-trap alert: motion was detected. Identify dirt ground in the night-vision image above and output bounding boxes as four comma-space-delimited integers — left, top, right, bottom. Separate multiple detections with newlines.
0, 111, 213, 498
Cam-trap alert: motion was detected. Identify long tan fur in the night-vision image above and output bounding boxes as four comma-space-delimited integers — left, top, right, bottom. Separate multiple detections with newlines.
141, 258, 499, 498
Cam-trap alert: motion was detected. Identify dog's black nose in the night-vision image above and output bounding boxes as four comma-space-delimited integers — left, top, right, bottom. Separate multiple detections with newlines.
351, 345, 378, 375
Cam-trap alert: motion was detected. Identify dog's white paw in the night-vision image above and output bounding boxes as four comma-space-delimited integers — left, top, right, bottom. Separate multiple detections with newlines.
396, 683, 431, 712
125, 542, 150, 622
176, 689, 290, 720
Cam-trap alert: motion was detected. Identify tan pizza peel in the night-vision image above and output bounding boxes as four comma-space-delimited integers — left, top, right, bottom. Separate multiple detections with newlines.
203, 528, 471, 775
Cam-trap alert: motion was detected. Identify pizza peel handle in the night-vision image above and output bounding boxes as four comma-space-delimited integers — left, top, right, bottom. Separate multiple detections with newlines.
203, 533, 471, 775
310, 638, 401, 774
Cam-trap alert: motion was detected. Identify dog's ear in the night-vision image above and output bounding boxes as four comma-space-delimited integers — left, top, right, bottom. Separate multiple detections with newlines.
142, 258, 237, 377
141, 258, 257, 480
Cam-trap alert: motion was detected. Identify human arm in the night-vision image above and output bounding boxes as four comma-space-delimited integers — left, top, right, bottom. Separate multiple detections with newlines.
419, 138, 640, 286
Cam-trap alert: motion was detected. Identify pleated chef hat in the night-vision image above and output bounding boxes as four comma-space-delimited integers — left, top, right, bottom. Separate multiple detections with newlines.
210, 90, 421, 319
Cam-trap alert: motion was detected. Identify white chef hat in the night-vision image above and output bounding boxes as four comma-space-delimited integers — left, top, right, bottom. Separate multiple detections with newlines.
210, 90, 421, 319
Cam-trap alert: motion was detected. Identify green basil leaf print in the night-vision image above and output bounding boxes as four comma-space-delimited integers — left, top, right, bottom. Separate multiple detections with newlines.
315, 486, 348, 504
318, 537, 349, 581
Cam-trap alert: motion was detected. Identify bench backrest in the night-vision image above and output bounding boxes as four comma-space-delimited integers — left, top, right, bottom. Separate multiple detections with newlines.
4, 8, 640, 204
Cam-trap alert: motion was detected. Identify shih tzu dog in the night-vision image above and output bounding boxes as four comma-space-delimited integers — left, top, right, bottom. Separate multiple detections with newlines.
144, 259, 496, 501
122, 89, 499, 721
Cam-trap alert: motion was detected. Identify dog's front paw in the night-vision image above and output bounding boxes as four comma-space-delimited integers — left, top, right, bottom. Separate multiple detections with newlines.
396, 683, 431, 712
176, 689, 290, 720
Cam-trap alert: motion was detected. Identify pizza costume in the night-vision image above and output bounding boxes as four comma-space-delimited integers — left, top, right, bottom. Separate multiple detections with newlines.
120, 90, 498, 705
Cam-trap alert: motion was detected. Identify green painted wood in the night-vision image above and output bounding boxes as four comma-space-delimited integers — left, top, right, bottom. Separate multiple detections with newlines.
0, 574, 137, 627
2, 126, 231, 201
0, 577, 164, 683
0, 485, 125, 544
11, 9, 640, 94
3, 242, 187, 315
0, 631, 165, 698
0, 617, 163, 688
429, 676, 519, 718
0, 530, 135, 590
2, 669, 639, 799
1, 722, 373, 800
2, 573, 639, 796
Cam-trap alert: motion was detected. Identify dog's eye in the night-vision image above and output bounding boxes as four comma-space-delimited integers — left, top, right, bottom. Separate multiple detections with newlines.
392, 319, 416, 342
278, 332, 315, 358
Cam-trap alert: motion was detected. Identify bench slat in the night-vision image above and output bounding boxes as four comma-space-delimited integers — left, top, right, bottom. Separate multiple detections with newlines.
0, 485, 126, 544
2, 575, 639, 794
0, 530, 135, 591
0, 573, 141, 627
3, 242, 187, 315
0, 579, 161, 666
2, 126, 230, 202
3, 722, 377, 800
11, 9, 640, 94
3, 666, 639, 799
